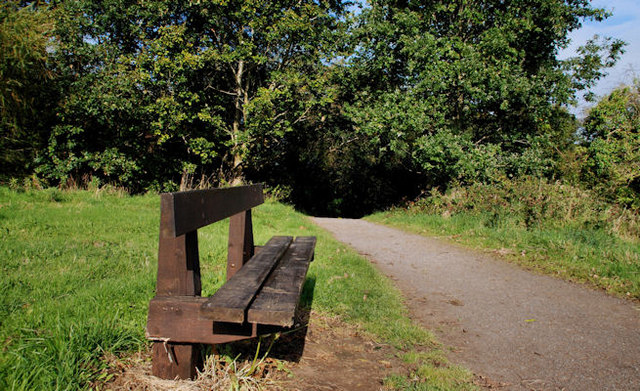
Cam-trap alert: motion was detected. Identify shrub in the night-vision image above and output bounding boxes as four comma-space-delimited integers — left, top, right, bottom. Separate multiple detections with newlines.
410, 178, 640, 239
580, 81, 640, 209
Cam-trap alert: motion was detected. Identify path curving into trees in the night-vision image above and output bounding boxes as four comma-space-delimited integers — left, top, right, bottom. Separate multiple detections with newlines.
312, 217, 640, 390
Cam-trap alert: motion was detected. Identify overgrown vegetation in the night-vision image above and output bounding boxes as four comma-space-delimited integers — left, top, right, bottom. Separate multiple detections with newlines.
0, 1, 57, 179
578, 80, 640, 209
1, 0, 633, 217
368, 178, 640, 299
0, 187, 463, 390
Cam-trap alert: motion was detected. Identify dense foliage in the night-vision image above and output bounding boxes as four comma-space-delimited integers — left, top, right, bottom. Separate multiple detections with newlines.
0, 0, 633, 215
32, 0, 345, 192
343, 0, 622, 182
580, 81, 640, 208
0, 1, 57, 180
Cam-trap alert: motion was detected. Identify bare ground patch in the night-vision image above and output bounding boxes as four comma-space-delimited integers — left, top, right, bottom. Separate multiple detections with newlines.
103, 312, 414, 391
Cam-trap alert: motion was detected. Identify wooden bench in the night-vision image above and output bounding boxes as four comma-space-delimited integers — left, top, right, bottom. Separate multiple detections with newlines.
146, 184, 316, 379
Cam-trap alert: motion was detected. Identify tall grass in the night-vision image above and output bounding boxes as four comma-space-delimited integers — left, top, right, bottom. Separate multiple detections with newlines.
0, 188, 156, 390
368, 178, 640, 299
0, 187, 441, 389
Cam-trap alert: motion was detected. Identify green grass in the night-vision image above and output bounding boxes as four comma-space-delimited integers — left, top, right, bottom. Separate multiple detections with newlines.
383, 350, 476, 391
0, 188, 156, 390
385, 367, 475, 391
367, 205, 640, 300
0, 187, 471, 390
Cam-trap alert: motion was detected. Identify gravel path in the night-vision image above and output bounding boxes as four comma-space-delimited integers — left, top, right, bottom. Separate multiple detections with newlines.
311, 217, 640, 391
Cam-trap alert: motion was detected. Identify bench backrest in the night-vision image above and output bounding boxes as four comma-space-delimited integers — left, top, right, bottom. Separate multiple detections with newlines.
160, 185, 264, 237
156, 184, 264, 297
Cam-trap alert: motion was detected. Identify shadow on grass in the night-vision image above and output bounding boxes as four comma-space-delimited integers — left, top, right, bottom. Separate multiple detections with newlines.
204, 276, 316, 365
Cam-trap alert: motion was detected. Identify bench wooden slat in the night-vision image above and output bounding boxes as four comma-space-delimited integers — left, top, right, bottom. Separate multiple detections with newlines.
161, 184, 264, 238
247, 236, 316, 327
199, 236, 293, 323
148, 296, 257, 344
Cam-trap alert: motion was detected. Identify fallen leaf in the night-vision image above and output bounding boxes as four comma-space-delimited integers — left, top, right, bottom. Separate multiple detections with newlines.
494, 248, 514, 256
379, 360, 392, 368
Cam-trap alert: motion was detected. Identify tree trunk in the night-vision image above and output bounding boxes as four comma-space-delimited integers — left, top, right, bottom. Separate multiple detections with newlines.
231, 60, 245, 186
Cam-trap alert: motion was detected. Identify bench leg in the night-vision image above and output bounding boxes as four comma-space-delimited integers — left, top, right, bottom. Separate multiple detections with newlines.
151, 342, 201, 380
227, 210, 254, 279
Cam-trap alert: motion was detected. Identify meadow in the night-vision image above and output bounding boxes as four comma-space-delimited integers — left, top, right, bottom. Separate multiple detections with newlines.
0, 187, 475, 390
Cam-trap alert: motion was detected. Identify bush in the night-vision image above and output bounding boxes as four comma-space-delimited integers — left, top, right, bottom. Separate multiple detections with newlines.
409, 178, 640, 239
412, 130, 557, 188
580, 81, 640, 209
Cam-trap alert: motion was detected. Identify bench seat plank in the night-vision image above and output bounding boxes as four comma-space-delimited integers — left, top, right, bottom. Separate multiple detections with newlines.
200, 236, 293, 323
247, 236, 316, 327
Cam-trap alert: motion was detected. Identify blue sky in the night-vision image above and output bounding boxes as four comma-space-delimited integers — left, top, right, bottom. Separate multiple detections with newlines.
559, 0, 640, 116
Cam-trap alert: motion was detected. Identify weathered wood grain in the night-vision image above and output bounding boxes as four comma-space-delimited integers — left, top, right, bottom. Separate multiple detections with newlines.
147, 296, 257, 345
247, 237, 316, 326
227, 210, 254, 279
161, 184, 264, 238
152, 342, 201, 380
199, 236, 293, 323
155, 230, 201, 297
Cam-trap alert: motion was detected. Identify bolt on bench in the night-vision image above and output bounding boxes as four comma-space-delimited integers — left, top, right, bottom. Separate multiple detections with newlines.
146, 184, 316, 379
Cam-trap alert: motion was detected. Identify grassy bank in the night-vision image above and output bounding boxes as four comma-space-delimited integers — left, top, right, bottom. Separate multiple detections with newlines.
0, 187, 474, 390
368, 179, 640, 300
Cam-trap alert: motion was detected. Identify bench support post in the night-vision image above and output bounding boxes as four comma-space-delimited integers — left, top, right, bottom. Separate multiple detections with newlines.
156, 230, 201, 296
227, 210, 254, 280
152, 194, 203, 379
151, 341, 201, 380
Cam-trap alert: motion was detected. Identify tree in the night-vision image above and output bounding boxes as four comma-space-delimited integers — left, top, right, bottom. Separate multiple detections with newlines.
581, 81, 640, 208
38, 0, 346, 190
342, 0, 623, 188
0, 1, 57, 180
